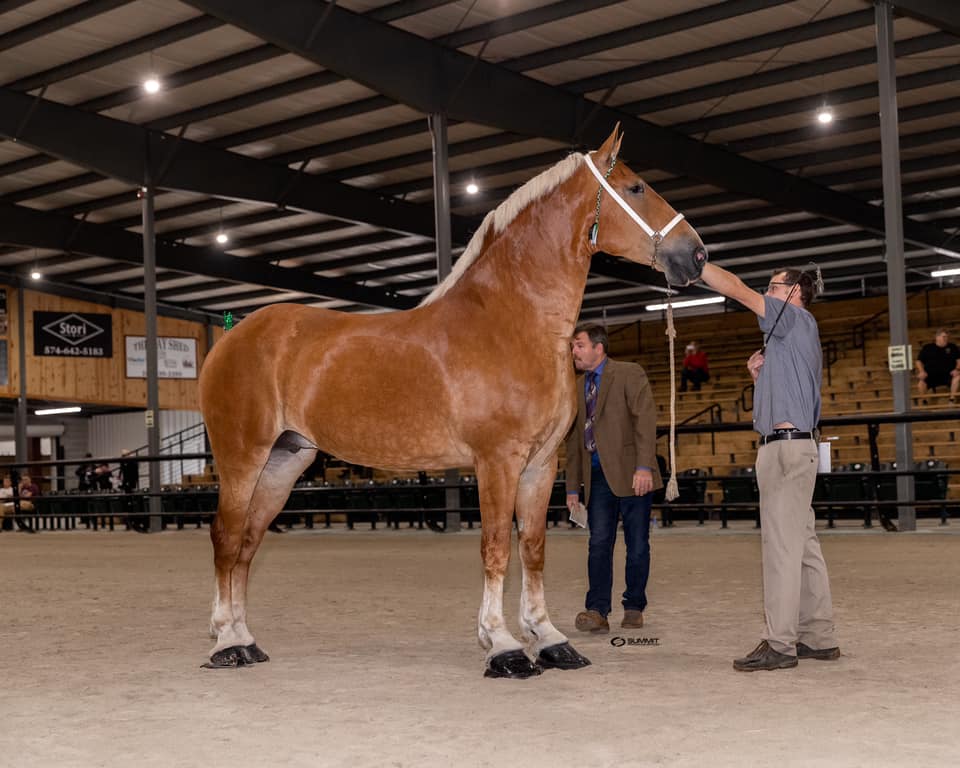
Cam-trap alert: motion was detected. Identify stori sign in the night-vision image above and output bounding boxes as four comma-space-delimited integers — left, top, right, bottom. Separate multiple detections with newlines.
34, 311, 113, 357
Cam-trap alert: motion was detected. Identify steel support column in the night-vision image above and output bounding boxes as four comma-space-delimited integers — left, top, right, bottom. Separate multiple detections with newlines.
141, 183, 163, 532
430, 113, 460, 532
876, 1, 914, 531
15, 283, 27, 466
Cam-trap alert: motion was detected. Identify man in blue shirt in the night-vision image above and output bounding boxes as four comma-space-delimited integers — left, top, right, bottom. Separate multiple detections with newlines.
565, 324, 662, 634
699, 264, 839, 672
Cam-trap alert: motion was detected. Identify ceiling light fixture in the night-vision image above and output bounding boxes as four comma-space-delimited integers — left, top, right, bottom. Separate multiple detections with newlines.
143, 76, 161, 94
645, 296, 725, 311
214, 205, 229, 245
466, 182, 479, 195
29, 249, 41, 280
35, 406, 82, 416
930, 267, 960, 278
816, 105, 833, 124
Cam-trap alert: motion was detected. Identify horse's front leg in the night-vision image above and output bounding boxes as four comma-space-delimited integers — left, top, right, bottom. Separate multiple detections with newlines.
475, 456, 542, 679
516, 458, 591, 671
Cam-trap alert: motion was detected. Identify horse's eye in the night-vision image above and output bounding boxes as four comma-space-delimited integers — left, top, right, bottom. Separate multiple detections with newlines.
628, 183, 644, 195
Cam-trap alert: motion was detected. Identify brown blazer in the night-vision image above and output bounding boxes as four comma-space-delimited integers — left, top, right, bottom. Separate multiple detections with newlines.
565, 358, 662, 503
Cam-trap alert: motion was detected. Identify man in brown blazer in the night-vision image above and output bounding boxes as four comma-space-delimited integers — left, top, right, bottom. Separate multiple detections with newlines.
565, 324, 662, 634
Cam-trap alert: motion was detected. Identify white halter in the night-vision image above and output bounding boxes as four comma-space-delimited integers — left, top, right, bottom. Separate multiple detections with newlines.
583, 152, 685, 243
584, 151, 687, 504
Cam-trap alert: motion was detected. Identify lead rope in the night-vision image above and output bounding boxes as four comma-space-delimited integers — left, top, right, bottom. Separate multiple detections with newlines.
664, 295, 679, 502
653, 240, 680, 502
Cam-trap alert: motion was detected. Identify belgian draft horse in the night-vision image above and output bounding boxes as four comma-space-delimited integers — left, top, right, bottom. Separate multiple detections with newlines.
198, 126, 707, 678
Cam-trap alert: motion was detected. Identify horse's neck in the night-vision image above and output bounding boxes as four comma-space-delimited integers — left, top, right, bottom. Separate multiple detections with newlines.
444, 180, 593, 334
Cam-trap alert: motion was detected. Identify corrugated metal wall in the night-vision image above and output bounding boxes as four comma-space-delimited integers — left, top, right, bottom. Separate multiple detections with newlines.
59, 416, 90, 490
89, 410, 204, 486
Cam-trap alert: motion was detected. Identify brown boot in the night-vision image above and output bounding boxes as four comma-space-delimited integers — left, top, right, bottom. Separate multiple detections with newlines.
621, 610, 644, 628
733, 640, 798, 672
797, 642, 840, 660
574, 610, 609, 634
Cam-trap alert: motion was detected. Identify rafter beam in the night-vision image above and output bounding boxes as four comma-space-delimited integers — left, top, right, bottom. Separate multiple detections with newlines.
891, 0, 960, 36
183, 0, 955, 254
0, 86, 470, 245
0, 203, 416, 310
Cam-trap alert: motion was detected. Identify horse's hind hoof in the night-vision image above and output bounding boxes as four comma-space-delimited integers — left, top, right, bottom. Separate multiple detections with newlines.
202, 643, 270, 669
538, 642, 591, 670
484, 649, 543, 679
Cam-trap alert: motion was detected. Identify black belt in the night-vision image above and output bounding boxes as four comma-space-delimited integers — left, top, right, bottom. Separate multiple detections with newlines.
759, 431, 814, 446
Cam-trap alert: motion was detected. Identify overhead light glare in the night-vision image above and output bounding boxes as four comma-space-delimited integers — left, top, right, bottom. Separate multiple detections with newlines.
143, 77, 161, 94
645, 296, 725, 311
35, 406, 82, 416
931, 267, 960, 278
30, 270, 42, 280
816, 106, 833, 124
466, 182, 479, 195
215, 231, 229, 245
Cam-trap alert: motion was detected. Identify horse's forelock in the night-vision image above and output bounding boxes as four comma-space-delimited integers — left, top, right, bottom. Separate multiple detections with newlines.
419, 152, 585, 307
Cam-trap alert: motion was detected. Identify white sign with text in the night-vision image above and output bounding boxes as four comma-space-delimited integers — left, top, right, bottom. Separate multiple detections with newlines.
125, 336, 198, 379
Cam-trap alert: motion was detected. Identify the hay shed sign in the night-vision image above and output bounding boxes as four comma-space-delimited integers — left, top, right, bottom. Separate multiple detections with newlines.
125, 336, 198, 379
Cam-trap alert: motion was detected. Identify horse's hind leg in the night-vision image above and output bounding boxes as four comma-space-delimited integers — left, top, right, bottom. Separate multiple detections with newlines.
206, 431, 317, 668
475, 454, 542, 680
516, 457, 590, 671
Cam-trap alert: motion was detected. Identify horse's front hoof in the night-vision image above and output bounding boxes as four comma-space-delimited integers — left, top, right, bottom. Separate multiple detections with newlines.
484, 649, 543, 679
538, 642, 591, 670
202, 643, 270, 669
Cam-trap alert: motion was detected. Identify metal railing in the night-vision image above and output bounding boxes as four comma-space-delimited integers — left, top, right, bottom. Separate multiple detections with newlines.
2, 409, 957, 533
657, 402, 723, 453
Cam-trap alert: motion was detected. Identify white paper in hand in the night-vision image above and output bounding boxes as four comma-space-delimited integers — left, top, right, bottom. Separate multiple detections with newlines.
569, 501, 588, 529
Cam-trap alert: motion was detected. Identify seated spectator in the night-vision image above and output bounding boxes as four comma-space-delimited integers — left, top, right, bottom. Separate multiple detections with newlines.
119, 449, 139, 493
680, 341, 710, 392
75, 453, 96, 491
18, 474, 39, 512
94, 462, 114, 491
0, 474, 14, 517
916, 328, 960, 404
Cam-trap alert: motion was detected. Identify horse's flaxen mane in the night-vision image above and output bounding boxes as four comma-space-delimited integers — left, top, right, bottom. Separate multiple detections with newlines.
419, 151, 586, 307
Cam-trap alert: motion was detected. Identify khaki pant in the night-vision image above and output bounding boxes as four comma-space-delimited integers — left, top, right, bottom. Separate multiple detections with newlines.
2, 500, 34, 516
756, 439, 836, 654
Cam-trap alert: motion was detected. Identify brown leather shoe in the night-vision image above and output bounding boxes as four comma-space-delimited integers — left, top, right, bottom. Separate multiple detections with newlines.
574, 610, 609, 634
797, 642, 840, 660
733, 640, 798, 672
621, 610, 644, 628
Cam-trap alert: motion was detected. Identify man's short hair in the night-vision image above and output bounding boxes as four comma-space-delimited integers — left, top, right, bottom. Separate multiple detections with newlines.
772, 267, 815, 308
574, 323, 609, 354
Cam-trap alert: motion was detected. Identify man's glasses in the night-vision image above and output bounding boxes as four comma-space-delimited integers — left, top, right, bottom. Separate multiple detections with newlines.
767, 281, 795, 292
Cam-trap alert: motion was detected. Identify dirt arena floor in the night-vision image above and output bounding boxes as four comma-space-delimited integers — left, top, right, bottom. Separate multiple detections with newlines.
1, 520, 958, 768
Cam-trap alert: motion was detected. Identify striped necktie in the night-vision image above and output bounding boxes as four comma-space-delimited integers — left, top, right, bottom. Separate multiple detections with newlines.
584, 371, 598, 453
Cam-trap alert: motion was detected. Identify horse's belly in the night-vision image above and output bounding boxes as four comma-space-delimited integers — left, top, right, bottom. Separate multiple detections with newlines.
308, 417, 473, 471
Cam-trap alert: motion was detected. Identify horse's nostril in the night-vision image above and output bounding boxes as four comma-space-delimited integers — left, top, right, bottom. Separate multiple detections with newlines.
694, 248, 708, 264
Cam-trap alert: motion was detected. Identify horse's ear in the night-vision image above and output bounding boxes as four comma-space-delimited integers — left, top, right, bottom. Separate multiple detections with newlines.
595, 123, 624, 166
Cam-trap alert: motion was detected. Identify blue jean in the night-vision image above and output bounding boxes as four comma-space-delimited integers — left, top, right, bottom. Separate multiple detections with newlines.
585, 464, 652, 616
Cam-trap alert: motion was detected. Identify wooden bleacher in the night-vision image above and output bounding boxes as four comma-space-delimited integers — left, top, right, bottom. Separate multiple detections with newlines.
605, 286, 960, 500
